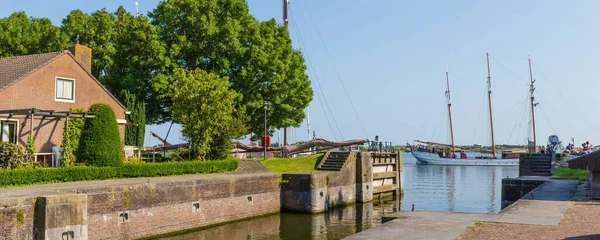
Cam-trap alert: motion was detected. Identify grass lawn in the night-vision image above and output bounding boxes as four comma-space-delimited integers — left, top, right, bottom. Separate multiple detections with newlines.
260, 153, 325, 172
551, 168, 589, 181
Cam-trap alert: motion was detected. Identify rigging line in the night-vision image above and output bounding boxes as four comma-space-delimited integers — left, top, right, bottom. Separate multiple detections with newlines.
488, 53, 529, 61
415, 96, 446, 141
497, 88, 530, 131
289, 7, 344, 140
430, 97, 447, 142
514, 97, 530, 144
531, 61, 600, 135
288, 9, 340, 140
538, 105, 557, 134
512, 95, 529, 142
506, 95, 529, 143
294, 4, 369, 139
430, 99, 446, 142
473, 83, 488, 144
489, 55, 529, 85
536, 91, 584, 139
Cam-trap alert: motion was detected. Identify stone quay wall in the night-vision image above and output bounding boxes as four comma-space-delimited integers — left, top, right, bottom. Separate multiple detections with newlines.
0, 153, 375, 239
0, 173, 283, 240
280, 152, 373, 213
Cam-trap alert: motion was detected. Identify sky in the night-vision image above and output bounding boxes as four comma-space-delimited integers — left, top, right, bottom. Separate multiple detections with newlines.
3, 0, 600, 147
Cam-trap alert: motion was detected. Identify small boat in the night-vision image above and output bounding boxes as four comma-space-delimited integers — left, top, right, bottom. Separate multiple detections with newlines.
410, 51, 538, 166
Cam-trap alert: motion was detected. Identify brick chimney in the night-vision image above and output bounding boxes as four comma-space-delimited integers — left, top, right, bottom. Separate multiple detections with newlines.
68, 44, 92, 73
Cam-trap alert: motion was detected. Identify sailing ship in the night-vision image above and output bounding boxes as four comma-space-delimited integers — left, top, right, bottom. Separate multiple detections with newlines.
410, 52, 538, 166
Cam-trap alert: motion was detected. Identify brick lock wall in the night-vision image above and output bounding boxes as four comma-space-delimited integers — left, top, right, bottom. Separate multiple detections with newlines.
0, 54, 127, 152
0, 197, 36, 240
86, 174, 282, 240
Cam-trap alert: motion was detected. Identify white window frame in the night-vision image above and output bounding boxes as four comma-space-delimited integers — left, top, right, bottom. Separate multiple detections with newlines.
55, 77, 76, 103
0, 119, 19, 144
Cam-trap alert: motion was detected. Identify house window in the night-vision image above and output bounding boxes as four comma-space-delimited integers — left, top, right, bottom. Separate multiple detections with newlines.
0, 121, 18, 144
56, 78, 75, 101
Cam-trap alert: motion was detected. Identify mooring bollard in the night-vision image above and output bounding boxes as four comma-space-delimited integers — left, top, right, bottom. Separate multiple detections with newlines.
412, 204, 415, 212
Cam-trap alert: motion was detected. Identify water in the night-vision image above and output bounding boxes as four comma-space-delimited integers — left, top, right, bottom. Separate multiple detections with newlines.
156, 199, 401, 240
401, 152, 519, 213
159, 152, 519, 239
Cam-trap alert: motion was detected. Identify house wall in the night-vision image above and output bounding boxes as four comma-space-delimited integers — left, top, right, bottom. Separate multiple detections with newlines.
0, 54, 126, 153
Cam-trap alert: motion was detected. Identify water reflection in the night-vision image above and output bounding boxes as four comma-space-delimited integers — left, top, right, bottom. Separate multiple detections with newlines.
158, 153, 518, 239
160, 198, 401, 240
402, 152, 518, 213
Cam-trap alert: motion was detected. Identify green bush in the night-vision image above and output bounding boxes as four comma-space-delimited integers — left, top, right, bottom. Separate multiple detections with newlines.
0, 159, 238, 187
78, 104, 123, 167
0, 142, 24, 169
62, 108, 86, 166
122, 90, 146, 147
25, 135, 35, 164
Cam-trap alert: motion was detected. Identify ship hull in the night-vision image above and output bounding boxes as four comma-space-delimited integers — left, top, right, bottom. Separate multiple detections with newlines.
411, 151, 519, 166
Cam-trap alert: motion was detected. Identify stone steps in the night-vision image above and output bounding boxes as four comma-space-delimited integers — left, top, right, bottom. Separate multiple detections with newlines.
317, 152, 351, 171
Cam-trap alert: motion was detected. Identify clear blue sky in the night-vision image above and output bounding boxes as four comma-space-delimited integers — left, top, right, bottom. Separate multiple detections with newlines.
3, 0, 600, 147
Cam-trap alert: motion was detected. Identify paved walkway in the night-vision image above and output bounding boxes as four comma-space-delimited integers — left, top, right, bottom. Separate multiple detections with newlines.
344, 179, 579, 240
0, 171, 279, 198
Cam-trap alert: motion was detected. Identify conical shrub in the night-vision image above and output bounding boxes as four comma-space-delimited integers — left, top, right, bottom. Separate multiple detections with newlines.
77, 104, 123, 167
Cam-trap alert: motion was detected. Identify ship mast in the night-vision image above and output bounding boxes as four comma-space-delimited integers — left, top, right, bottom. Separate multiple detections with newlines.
486, 51, 496, 157
446, 72, 456, 155
528, 56, 537, 153
282, 0, 289, 147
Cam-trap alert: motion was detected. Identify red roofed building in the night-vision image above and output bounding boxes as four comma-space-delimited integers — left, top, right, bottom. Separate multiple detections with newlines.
0, 44, 127, 165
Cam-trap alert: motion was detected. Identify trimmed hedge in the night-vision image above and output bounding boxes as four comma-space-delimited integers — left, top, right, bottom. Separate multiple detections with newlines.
0, 159, 238, 187
78, 104, 123, 167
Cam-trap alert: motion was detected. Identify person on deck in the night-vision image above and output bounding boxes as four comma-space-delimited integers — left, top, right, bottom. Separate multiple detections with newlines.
460, 151, 468, 159
540, 146, 545, 154
445, 148, 452, 158
583, 141, 592, 154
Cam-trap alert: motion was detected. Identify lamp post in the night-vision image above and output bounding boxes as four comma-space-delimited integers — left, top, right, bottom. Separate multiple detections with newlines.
264, 101, 268, 160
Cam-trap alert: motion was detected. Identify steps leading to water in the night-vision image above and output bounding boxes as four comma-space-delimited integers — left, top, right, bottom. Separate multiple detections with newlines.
317, 152, 351, 171
520, 155, 553, 176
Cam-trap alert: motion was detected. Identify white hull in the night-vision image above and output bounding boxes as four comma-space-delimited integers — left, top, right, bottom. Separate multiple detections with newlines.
411, 151, 519, 166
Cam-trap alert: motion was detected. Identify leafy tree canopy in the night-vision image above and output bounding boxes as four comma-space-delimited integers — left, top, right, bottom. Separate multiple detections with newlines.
0, 12, 68, 57
1, 0, 313, 139
151, 0, 313, 134
170, 68, 238, 159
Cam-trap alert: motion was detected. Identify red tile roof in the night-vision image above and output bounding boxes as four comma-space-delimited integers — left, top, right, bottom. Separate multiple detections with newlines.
0, 51, 66, 91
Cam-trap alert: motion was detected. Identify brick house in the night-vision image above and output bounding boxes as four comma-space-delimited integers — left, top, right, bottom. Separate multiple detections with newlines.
0, 44, 127, 164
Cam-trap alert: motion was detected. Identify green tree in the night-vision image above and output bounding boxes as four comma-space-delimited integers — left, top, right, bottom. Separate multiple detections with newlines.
234, 19, 313, 135
122, 90, 146, 146
0, 12, 68, 57
104, 7, 169, 124
78, 104, 123, 167
150, 0, 313, 132
61, 9, 116, 79
170, 68, 238, 160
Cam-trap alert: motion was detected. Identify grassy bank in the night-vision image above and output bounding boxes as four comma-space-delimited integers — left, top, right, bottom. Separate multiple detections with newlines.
0, 159, 238, 187
260, 154, 324, 172
551, 168, 589, 181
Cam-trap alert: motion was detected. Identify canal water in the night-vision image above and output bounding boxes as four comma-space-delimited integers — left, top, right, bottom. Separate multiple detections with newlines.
159, 153, 519, 240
